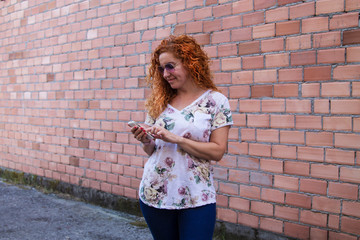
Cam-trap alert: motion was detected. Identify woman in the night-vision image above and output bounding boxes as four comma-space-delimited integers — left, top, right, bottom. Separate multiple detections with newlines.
130, 35, 233, 240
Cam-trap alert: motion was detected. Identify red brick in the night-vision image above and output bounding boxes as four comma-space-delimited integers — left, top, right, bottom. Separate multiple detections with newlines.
265, 53, 289, 68
296, 115, 322, 130
330, 12, 359, 30
239, 99, 261, 112
254, 0, 276, 10
284, 161, 309, 176
311, 164, 338, 180
331, 99, 360, 115
238, 41, 260, 55
279, 0, 302, 5
314, 99, 330, 114
284, 222, 310, 239
228, 142, 248, 154
276, 20, 300, 36
218, 44, 238, 57
254, 69, 277, 83
310, 228, 328, 240
261, 38, 284, 52
260, 159, 284, 173
313, 196, 341, 213
232, 70, 253, 84
241, 128, 256, 141
340, 167, 360, 184
343, 29, 360, 45
275, 205, 298, 221
219, 182, 239, 195
240, 185, 261, 199
325, 148, 355, 165
329, 214, 340, 230
231, 27, 252, 42
304, 66, 332, 82
249, 143, 271, 157
247, 114, 270, 128
290, 2, 315, 19
286, 99, 311, 113
243, 11, 264, 26
260, 217, 283, 234
316, 0, 344, 14
253, 23, 275, 39
286, 192, 311, 209
300, 178, 327, 195
346, 0, 360, 11
347, 46, 360, 62
251, 85, 273, 98
222, 15, 242, 29
279, 68, 302, 82
274, 175, 299, 191
291, 51, 316, 66
262, 99, 285, 113
237, 156, 259, 170
343, 201, 360, 218
314, 31, 341, 48
280, 130, 304, 145
266, 7, 289, 22
286, 35, 312, 50
261, 188, 285, 203
298, 147, 324, 162
229, 169, 249, 183
333, 65, 360, 80
242, 56, 264, 69
229, 197, 250, 211
229, 86, 249, 98
329, 182, 358, 200
318, 48, 345, 64
302, 17, 329, 33
300, 210, 327, 227
324, 116, 352, 131
238, 212, 259, 228
306, 132, 333, 147
272, 145, 296, 159
322, 82, 350, 97
250, 172, 273, 186
341, 216, 360, 235
251, 201, 273, 216
328, 231, 357, 240
212, 31, 231, 44
271, 115, 295, 128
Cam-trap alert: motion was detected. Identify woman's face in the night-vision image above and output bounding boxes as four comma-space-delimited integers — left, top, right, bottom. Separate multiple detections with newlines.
158, 52, 192, 90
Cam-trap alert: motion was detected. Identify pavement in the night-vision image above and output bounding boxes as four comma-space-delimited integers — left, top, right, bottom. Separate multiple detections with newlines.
0, 179, 153, 240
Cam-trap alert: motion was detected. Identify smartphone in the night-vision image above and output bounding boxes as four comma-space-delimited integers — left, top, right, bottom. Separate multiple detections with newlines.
128, 121, 154, 140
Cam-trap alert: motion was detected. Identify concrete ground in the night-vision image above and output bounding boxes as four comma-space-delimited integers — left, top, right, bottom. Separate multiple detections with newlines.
0, 179, 153, 240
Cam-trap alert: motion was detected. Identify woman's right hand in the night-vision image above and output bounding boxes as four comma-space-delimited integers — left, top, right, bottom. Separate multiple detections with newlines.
131, 125, 151, 144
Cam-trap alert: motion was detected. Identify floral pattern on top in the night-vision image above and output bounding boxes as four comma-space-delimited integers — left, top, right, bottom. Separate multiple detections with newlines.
140, 90, 233, 209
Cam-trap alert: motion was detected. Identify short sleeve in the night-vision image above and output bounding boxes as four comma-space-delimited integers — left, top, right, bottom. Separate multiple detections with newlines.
211, 93, 233, 130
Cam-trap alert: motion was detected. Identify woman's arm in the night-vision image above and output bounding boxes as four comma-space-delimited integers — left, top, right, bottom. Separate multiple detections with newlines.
150, 125, 231, 161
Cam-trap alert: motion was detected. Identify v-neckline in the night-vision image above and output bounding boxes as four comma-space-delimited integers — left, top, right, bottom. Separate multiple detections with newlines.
168, 90, 211, 112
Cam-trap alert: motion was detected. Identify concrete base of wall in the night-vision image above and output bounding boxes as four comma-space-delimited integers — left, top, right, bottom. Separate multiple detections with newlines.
0, 167, 295, 240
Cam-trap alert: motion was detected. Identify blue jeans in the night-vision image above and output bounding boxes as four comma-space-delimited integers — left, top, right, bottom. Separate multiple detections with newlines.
139, 200, 216, 240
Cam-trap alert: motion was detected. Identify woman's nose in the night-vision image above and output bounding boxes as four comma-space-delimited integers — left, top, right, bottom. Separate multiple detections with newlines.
163, 69, 171, 77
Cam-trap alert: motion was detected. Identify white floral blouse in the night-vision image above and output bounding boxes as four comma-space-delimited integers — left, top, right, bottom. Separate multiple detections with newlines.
139, 90, 233, 209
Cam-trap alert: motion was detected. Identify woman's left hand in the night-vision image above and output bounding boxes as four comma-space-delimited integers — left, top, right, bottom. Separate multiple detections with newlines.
149, 126, 181, 143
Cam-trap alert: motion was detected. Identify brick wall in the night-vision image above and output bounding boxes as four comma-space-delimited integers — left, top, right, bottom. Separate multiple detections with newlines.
0, 0, 359, 239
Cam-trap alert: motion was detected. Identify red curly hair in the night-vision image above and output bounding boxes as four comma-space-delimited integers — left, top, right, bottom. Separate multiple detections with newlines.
145, 35, 219, 119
